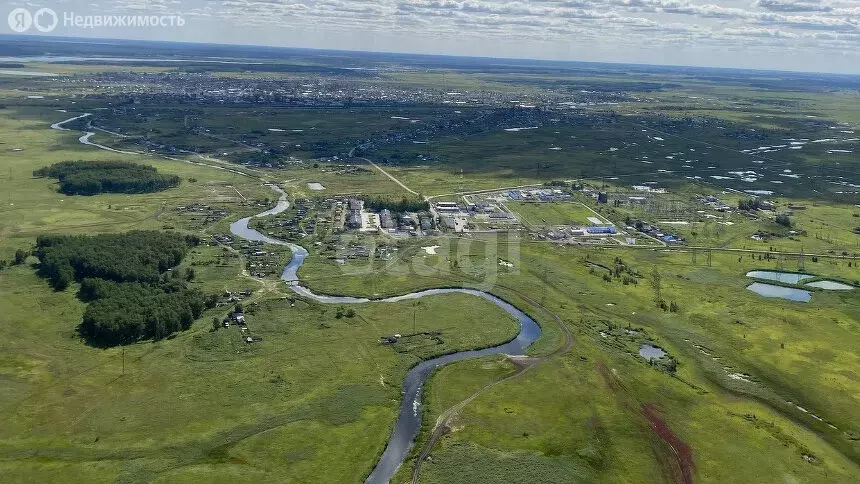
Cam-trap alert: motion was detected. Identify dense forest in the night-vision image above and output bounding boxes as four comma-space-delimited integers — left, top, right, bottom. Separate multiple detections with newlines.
363, 195, 429, 213
78, 278, 207, 347
36, 231, 197, 290
33, 160, 180, 195
34, 232, 210, 346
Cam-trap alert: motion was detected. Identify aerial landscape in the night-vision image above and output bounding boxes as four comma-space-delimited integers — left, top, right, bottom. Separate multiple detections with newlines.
0, 6, 859, 483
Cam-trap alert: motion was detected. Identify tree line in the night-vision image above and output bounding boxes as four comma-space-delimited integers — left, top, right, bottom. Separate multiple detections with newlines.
36, 231, 198, 290
363, 195, 429, 213
34, 160, 180, 195
78, 278, 208, 347
33, 231, 210, 346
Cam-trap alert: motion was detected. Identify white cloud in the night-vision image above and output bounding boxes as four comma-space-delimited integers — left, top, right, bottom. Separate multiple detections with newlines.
13, 0, 860, 73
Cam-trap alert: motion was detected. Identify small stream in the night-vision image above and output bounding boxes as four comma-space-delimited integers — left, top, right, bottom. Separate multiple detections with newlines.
229, 186, 542, 484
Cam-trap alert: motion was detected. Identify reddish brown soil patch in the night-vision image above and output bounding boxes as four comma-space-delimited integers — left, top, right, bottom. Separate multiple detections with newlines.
642, 403, 695, 484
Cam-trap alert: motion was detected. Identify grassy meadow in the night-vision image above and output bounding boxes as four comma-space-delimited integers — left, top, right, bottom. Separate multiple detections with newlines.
507, 201, 609, 227
0, 102, 267, 259
0, 259, 519, 483
0, 65, 858, 484
295, 236, 860, 483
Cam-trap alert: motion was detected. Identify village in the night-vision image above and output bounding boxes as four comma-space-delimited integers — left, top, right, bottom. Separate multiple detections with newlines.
242, 180, 701, 250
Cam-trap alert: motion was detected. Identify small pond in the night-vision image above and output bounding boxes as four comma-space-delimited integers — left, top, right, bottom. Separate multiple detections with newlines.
804, 280, 855, 291
639, 344, 667, 361
747, 282, 811, 302
746, 270, 814, 284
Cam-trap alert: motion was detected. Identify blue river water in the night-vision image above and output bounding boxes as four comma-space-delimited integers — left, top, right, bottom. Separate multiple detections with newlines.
229, 189, 541, 483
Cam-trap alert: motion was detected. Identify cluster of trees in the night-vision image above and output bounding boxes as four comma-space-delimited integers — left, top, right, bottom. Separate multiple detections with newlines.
33, 160, 180, 195
33, 232, 208, 346
36, 231, 198, 290
79, 278, 208, 347
775, 214, 793, 227
0, 249, 28, 269
363, 196, 429, 213
737, 199, 764, 211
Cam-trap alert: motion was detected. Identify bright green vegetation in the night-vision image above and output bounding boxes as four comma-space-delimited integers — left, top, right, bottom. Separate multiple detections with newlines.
358, 244, 860, 482
282, 217, 860, 477
34, 231, 208, 346
372, 165, 546, 198
408, 344, 854, 484
363, 195, 429, 213
415, 441, 600, 484
595, 184, 860, 257
0, 265, 519, 482
0, 104, 264, 260
508, 201, 607, 227
33, 160, 180, 196
1, 57, 859, 484
295, 236, 859, 483
35, 231, 195, 289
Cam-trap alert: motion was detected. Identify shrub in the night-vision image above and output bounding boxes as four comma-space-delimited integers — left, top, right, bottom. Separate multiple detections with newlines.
775, 214, 792, 227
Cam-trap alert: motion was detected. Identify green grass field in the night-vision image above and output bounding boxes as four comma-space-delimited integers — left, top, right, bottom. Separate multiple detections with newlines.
507, 201, 609, 227
0, 104, 268, 259
0, 262, 519, 483
295, 237, 860, 483
0, 70, 858, 484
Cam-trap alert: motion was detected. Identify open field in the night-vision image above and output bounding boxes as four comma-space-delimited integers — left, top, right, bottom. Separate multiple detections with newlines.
507, 201, 608, 227
0, 262, 519, 483
590, 181, 860, 256
0, 104, 269, 259
404, 344, 857, 484
307, 239, 860, 484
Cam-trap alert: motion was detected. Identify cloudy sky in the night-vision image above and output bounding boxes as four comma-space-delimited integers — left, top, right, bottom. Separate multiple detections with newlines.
4, 1, 860, 73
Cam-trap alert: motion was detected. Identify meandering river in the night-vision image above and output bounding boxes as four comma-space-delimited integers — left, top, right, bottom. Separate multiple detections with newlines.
229, 187, 541, 484
50, 114, 541, 483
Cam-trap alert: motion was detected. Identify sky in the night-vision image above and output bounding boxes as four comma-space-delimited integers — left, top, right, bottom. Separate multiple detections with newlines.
3, 0, 860, 74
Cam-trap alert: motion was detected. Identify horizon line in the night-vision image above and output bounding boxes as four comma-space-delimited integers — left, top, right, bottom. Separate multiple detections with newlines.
2, 33, 859, 78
